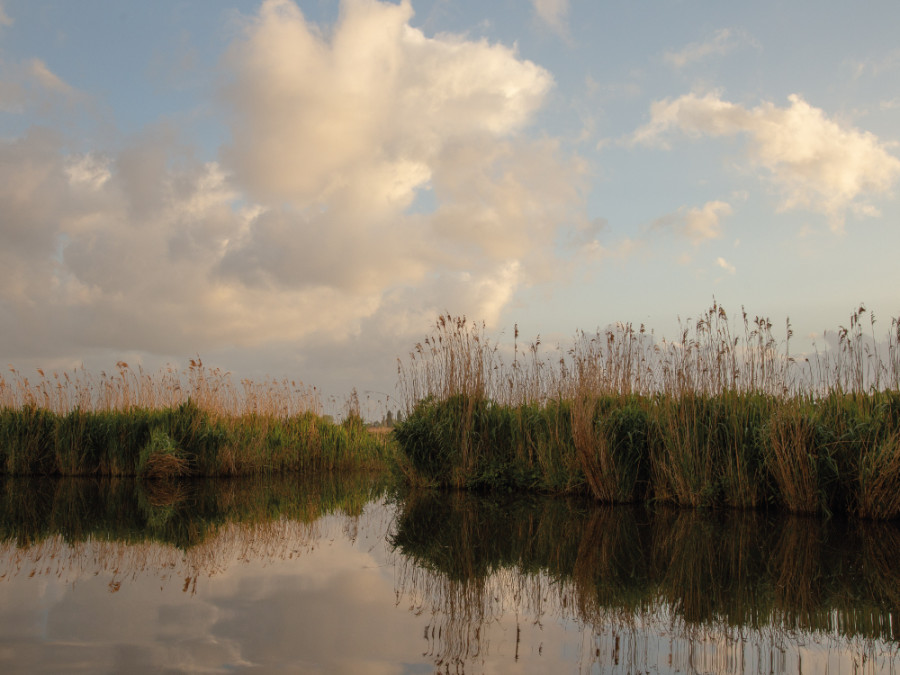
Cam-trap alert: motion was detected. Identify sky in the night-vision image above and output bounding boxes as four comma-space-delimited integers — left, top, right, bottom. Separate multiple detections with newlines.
1, 0, 899, 414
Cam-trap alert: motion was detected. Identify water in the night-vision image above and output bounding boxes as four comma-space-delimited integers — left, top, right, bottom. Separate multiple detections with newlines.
1, 475, 898, 673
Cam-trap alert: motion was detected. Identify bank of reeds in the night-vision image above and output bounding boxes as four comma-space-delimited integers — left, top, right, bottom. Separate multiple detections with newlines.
394, 304, 900, 518
0, 361, 392, 477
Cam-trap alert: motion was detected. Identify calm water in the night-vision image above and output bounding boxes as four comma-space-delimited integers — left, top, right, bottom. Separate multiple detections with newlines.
1, 475, 899, 674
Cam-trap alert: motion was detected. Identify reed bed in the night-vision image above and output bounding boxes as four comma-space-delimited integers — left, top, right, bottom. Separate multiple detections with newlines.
394, 303, 900, 518
0, 360, 392, 477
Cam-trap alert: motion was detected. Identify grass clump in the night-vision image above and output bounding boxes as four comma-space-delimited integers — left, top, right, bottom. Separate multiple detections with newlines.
393, 394, 572, 491
138, 428, 191, 479
394, 303, 900, 519
763, 403, 832, 514
856, 430, 900, 519
574, 396, 651, 503
0, 362, 394, 477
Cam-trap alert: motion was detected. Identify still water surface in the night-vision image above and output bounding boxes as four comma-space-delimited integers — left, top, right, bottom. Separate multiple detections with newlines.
1, 475, 898, 674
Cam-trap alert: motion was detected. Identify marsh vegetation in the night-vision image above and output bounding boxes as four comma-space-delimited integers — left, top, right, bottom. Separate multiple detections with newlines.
394, 303, 900, 518
4, 303, 900, 520
0, 360, 392, 477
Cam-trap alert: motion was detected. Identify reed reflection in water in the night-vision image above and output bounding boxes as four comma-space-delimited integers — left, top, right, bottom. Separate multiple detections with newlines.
0, 474, 416, 673
1, 475, 900, 673
391, 489, 900, 673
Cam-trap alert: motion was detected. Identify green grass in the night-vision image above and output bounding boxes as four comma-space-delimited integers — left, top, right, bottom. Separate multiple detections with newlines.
393, 394, 579, 492
0, 401, 394, 477
395, 390, 900, 517
0, 360, 396, 477
394, 304, 900, 519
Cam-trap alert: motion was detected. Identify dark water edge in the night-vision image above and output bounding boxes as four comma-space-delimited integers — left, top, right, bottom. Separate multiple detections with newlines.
392, 490, 900, 640
0, 472, 388, 550
2, 475, 900, 673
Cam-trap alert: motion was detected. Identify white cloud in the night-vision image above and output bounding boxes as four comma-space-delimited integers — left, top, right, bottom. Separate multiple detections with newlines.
632, 92, 900, 229
532, 0, 569, 37
652, 200, 732, 244
223, 0, 552, 206
715, 256, 736, 274
0, 0, 586, 392
217, 0, 579, 308
0, 2, 11, 28
684, 200, 732, 243
65, 154, 112, 191
664, 28, 742, 69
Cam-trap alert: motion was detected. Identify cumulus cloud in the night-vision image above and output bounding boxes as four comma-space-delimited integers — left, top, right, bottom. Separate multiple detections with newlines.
632, 92, 900, 229
664, 28, 743, 68
217, 0, 580, 314
222, 0, 551, 205
532, 0, 569, 37
0, 2, 11, 27
0, 0, 586, 394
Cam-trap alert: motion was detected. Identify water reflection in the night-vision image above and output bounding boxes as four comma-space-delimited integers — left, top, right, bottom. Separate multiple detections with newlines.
1, 476, 899, 673
391, 490, 900, 671
1, 474, 407, 674
0, 473, 384, 587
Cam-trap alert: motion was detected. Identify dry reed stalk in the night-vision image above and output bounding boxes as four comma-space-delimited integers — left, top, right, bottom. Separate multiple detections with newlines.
855, 430, 900, 520
572, 394, 607, 500
140, 451, 191, 479
1, 359, 321, 420
396, 303, 900, 510
571, 394, 643, 502
720, 410, 760, 509
398, 302, 900, 417
807, 306, 899, 396
654, 396, 719, 507
764, 405, 822, 514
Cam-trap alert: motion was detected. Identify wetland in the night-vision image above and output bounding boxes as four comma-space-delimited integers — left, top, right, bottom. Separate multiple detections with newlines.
2, 473, 899, 673
3, 304, 900, 671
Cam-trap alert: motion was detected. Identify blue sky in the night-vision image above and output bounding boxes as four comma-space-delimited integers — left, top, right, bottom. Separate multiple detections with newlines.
2, 0, 899, 411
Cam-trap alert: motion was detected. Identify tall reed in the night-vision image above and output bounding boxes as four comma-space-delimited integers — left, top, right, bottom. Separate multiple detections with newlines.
394, 303, 900, 518
0, 361, 392, 477
0, 358, 321, 417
